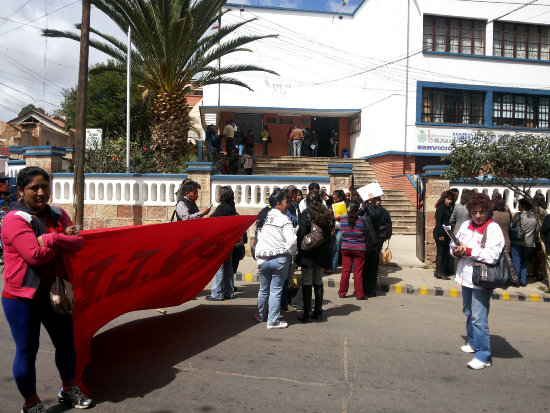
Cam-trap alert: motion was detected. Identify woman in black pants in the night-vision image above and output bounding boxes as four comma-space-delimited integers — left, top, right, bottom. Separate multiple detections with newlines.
433, 190, 455, 279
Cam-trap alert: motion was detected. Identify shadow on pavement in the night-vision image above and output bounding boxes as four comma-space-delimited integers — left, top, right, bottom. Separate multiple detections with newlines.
491, 335, 523, 359
82, 304, 257, 404
461, 334, 522, 359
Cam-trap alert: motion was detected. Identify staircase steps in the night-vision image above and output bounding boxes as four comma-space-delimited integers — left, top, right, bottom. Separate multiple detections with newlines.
241, 156, 416, 234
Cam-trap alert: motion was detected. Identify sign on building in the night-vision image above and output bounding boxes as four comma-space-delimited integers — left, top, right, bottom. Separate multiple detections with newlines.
85, 129, 103, 149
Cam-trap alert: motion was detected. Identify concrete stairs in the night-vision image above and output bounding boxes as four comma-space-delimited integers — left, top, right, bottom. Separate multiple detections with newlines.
251, 156, 417, 234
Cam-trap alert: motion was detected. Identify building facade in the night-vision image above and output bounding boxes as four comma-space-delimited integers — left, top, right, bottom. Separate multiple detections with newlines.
201, 0, 550, 196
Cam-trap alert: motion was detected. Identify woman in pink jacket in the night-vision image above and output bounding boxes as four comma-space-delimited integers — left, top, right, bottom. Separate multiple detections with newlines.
1, 167, 91, 412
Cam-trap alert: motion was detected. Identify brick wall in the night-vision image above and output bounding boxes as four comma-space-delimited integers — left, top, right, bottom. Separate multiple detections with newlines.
368, 154, 418, 205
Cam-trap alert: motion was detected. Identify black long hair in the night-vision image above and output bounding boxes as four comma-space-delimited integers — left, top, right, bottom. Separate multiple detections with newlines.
305, 190, 333, 228
347, 199, 360, 228
16, 166, 50, 191
218, 186, 236, 211
256, 190, 288, 230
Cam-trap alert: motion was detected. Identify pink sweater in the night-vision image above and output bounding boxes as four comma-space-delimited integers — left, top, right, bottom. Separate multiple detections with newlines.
1, 207, 83, 299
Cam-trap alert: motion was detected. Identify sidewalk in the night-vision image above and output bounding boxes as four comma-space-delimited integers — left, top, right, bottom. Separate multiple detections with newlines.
232, 235, 549, 304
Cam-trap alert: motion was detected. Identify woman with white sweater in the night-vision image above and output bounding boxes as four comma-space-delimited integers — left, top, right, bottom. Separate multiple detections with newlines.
452, 193, 505, 370
254, 190, 297, 329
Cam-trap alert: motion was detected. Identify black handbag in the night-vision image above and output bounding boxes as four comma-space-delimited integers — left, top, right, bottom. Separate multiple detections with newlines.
301, 222, 324, 251
509, 214, 525, 241
472, 229, 518, 289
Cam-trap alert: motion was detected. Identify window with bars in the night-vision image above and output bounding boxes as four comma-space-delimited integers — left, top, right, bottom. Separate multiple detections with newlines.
493, 22, 550, 60
422, 88, 485, 125
493, 93, 549, 128
423, 15, 485, 55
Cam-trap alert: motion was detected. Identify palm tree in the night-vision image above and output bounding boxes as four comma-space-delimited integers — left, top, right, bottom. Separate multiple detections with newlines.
44, 0, 277, 170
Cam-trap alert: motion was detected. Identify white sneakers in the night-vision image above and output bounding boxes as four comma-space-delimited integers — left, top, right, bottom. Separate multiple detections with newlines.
267, 321, 288, 329
461, 343, 491, 369
467, 358, 492, 370
461, 343, 475, 353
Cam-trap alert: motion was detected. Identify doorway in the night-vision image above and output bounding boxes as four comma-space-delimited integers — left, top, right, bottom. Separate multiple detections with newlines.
310, 117, 339, 157
234, 114, 263, 145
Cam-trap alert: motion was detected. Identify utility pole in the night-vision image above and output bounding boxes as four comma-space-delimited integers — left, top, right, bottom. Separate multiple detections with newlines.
126, 26, 131, 172
74, 0, 91, 229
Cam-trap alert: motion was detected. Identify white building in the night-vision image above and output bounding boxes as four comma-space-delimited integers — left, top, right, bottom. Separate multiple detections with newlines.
201, 0, 550, 200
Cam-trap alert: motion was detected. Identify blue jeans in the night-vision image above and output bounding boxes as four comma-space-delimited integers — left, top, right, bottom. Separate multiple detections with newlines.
510, 244, 532, 284
211, 253, 234, 299
292, 140, 301, 156
462, 286, 492, 363
2, 296, 76, 398
257, 255, 290, 325
330, 229, 342, 271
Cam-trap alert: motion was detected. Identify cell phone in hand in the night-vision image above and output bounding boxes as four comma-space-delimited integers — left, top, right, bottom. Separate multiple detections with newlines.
442, 225, 461, 245
209, 203, 213, 208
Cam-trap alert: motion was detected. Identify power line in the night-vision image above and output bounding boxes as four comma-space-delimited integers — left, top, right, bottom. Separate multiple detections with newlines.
489, 0, 540, 23
0, 0, 80, 38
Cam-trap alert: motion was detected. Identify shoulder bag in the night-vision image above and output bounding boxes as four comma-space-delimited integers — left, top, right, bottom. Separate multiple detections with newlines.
509, 213, 525, 241
301, 222, 324, 251
50, 275, 74, 315
472, 228, 518, 289
379, 240, 392, 265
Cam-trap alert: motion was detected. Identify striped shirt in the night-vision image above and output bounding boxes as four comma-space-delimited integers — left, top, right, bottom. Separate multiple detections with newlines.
340, 215, 366, 251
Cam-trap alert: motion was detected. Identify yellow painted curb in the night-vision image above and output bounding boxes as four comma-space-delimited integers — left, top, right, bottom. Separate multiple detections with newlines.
502, 291, 510, 301
420, 286, 428, 295
450, 288, 458, 297
394, 284, 402, 294
245, 272, 253, 282
530, 294, 540, 302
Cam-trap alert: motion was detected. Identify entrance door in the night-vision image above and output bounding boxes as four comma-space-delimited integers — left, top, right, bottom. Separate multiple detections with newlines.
234, 114, 263, 145
310, 117, 339, 157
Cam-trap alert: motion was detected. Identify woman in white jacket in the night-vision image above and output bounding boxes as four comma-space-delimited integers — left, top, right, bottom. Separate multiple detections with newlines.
254, 190, 297, 329
452, 193, 505, 370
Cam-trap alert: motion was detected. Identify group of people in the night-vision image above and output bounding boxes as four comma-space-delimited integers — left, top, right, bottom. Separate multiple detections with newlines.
433, 188, 548, 286
206, 120, 267, 162
287, 126, 339, 157
252, 182, 392, 328
433, 188, 549, 370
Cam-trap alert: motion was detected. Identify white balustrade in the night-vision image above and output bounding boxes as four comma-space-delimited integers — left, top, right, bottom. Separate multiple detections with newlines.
7, 162, 25, 178
452, 183, 550, 213
210, 176, 330, 207
51, 173, 187, 206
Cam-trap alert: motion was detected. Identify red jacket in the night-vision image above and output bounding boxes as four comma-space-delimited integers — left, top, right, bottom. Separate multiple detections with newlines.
1, 204, 83, 299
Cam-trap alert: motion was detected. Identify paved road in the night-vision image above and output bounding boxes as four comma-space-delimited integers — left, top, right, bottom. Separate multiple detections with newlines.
1, 283, 549, 413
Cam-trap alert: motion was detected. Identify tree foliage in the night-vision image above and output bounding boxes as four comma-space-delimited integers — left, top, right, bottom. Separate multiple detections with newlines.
44, 0, 278, 171
18, 104, 45, 117
56, 61, 151, 145
443, 132, 550, 289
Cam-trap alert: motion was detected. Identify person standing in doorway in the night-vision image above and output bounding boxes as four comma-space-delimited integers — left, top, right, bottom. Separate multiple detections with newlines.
261, 125, 270, 156
290, 126, 303, 157
223, 119, 235, 154
311, 129, 319, 157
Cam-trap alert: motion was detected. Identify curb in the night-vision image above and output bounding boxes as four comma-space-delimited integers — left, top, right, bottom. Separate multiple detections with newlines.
234, 272, 550, 303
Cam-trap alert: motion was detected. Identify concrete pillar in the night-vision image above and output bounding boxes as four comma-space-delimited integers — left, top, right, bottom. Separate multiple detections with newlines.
328, 163, 353, 193
185, 162, 217, 207
23, 146, 65, 174
422, 165, 450, 264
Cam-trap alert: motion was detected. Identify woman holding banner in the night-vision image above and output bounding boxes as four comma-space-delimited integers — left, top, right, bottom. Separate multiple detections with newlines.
1, 167, 91, 412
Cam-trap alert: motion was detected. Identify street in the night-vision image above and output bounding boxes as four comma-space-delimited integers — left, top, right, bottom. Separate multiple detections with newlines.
1, 283, 549, 413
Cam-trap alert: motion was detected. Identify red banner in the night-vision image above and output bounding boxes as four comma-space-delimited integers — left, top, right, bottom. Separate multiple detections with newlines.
62, 215, 256, 393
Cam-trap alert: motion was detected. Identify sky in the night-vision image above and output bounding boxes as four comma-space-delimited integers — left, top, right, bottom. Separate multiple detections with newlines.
0, 0, 125, 123
226, 0, 365, 14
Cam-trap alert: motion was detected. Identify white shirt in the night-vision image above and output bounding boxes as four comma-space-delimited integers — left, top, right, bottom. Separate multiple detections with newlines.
255, 209, 297, 265
453, 219, 505, 290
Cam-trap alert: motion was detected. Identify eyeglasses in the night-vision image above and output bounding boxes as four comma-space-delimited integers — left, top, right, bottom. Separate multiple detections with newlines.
471, 210, 488, 216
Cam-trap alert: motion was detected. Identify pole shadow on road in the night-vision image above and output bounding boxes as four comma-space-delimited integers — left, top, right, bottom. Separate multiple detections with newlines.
82, 304, 258, 404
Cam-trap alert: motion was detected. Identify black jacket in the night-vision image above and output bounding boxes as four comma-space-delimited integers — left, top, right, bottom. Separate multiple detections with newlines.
541, 214, 550, 254
297, 209, 333, 269
434, 204, 452, 239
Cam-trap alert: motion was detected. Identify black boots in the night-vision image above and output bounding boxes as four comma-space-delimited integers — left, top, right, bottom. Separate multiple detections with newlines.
434, 256, 449, 280
298, 285, 312, 322
311, 284, 324, 320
